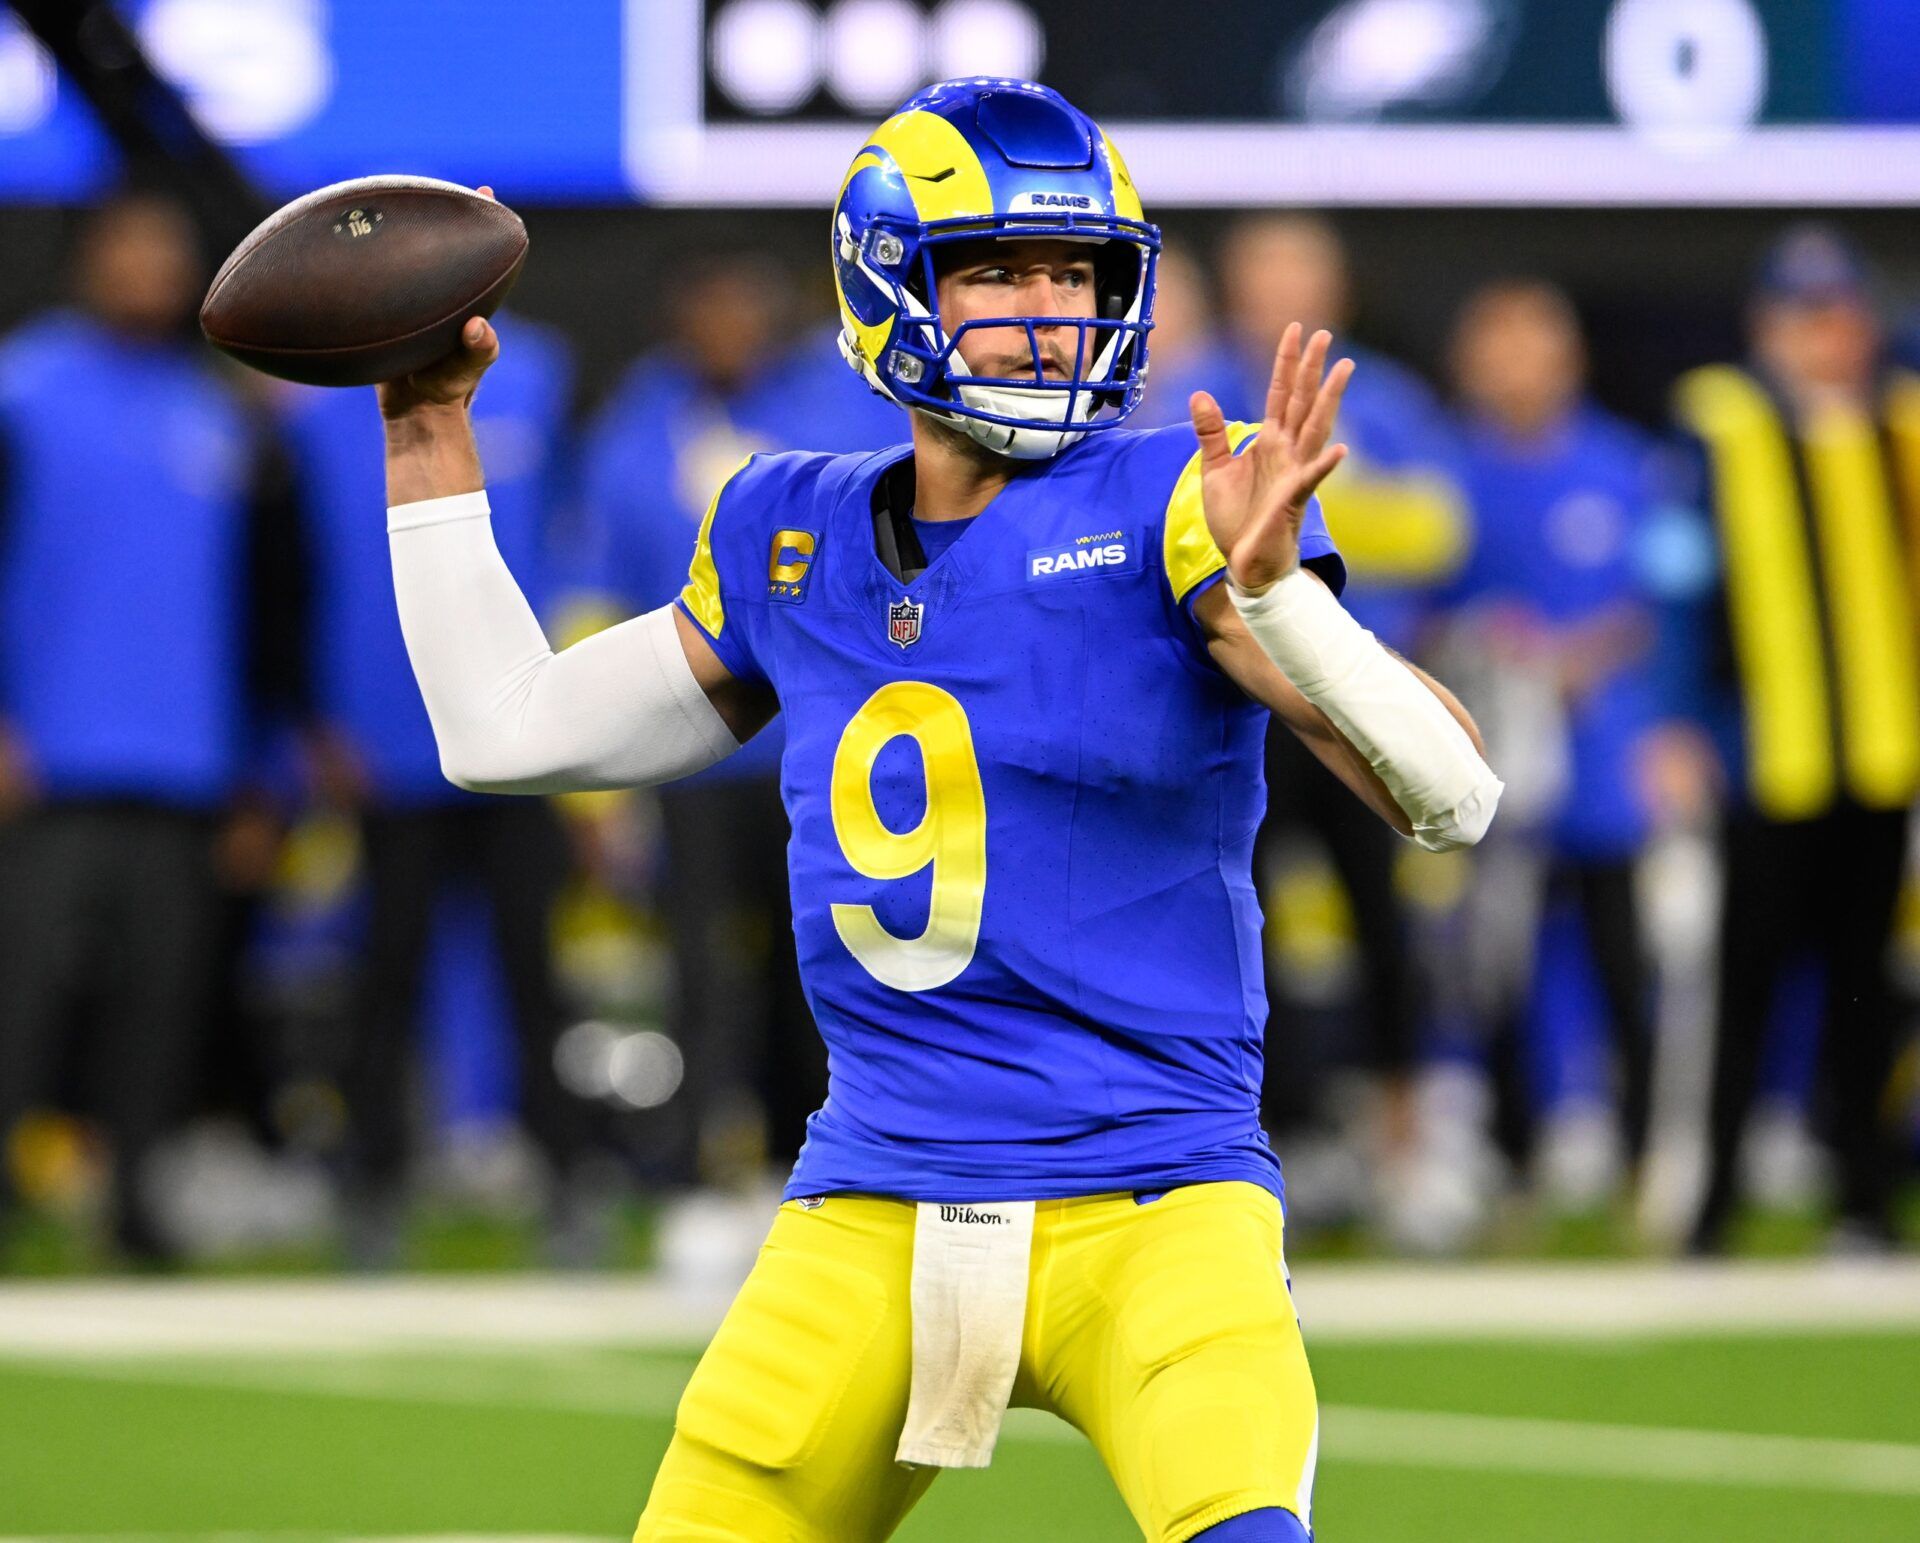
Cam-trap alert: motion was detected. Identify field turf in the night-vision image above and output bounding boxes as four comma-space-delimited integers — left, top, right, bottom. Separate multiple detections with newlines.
3, 1283, 1918, 1542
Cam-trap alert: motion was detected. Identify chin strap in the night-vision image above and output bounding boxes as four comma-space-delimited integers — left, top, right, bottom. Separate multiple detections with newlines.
944, 384, 1081, 460
846, 295, 1136, 462
941, 321, 1129, 460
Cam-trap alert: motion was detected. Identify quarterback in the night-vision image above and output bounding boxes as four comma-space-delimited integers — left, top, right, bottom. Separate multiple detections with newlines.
380, 80, 1500, 1543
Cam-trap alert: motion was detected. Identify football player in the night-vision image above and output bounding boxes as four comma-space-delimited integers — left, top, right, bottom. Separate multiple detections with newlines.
380, 79, 1501, 1543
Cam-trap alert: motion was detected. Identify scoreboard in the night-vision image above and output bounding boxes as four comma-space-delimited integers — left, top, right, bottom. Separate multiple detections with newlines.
4, 0, 1920, 203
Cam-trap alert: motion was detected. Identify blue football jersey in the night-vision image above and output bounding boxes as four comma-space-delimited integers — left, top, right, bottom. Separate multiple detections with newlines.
675, 422, 1345, 1203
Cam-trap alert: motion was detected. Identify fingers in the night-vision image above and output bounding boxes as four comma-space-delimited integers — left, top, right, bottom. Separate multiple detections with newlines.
1284, 330, 1331, 438
1297, 355, 1354, 458
476, 184, 496, 200
1301, 441, 1348, 493
461, 318, 501, 379
1190, 389, 1233, 470
1263, 322, 1303, 430
1259, 327, 1353, 461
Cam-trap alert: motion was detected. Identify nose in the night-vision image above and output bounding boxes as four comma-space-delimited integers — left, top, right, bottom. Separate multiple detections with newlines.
1016, 272, 1073, 320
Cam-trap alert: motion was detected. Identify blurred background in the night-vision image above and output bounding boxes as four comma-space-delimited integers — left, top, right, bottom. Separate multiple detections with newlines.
3, 3, 1920, 1540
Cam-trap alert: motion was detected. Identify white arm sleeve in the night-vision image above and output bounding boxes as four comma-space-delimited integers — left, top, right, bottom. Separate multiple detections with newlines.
1231, 569, 1503, 851
387, 490, 739, 794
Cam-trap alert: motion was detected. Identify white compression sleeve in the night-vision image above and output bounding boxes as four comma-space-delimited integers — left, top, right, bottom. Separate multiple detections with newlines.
1231, 570, 1502, 851
387, 490, 739, 794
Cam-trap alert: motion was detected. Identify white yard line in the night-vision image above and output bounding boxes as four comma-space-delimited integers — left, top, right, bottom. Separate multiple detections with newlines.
1010, 1405, 1920, 1500
17, 1355, 1920, 1502
0, 1277, 726, 1358
4, 1259, 1920, 1358
1321, 1405, 1920, 1498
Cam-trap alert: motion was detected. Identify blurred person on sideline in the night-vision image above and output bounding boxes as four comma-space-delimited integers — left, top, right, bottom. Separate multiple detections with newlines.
0, 190, 306, 1263
1442, 278, 1674, 1204
1126, 240, 1238, 431
279, 310, 598, 1266
569, 255, 862, 1197
1671, 227, 1920, 1253
1215, 214, 1469, 1217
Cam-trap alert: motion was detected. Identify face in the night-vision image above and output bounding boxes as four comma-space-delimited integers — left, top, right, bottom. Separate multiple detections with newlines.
933, 238, 1101, 382
1451, 284, 1585, 435
1751, 296, 1880, 399
78, 196, 202, 339
1218, 215, 1348, 346
676, 260, 786, 390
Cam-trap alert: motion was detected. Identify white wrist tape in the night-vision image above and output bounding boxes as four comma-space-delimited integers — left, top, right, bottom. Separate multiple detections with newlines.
1231, 570, 1502, 850
388, 490, 739, 793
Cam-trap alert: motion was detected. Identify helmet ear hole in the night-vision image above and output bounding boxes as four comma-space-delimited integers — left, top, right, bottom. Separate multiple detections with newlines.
1095, 246, 1136, 321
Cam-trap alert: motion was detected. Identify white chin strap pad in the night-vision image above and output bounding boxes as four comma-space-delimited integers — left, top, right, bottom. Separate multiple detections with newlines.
942, 321, 1127, 460
948, 382, 1082, 459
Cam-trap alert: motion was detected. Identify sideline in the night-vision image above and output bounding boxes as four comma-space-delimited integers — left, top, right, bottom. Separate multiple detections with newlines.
4, 1259, 1920, 1357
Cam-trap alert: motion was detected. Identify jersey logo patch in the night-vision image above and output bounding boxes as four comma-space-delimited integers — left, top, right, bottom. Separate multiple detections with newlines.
767, 528, 818, 603
888, 596, 924, 648
1027, 530, 1138, 581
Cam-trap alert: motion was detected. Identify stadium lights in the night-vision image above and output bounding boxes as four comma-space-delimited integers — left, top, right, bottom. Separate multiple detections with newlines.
0, 14, 58, 135
705, 0, 1045, 117
624, 0, 1903, 207
137, 0, 333, 145
555, 1020, 688, 1112
708, 0, 822, 115
1604, 0, 1767, 153
822, 0, 929, 114
0, 0, 1907, 207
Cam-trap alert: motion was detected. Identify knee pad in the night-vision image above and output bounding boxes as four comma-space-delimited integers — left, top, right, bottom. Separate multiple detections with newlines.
1190, 1506, 1311, 1542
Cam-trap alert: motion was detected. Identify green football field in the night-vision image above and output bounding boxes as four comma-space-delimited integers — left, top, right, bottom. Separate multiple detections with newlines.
3, 1269, 1919, 1541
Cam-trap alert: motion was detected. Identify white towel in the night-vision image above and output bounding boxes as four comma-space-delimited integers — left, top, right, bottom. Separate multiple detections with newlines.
894, 1199, 1036, 1468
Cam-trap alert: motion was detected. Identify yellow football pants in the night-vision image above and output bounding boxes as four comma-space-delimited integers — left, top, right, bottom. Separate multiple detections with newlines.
634, 1180, 1318, 1543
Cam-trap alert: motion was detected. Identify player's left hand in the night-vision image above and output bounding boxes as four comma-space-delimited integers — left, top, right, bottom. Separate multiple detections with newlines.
1190, 323, 1353, 595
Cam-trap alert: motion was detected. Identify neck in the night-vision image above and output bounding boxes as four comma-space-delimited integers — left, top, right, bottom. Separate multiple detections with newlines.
1777, 374, 1873, 417
909, 410, 1018, 521
1484, 394, 1575, 442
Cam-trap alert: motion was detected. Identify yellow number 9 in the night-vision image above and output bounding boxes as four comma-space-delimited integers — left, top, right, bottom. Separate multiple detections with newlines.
829, 682, 987, 992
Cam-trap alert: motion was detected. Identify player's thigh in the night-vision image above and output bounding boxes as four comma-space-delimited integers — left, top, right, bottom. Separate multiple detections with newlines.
636, 1195, 932, 1543
1066, 1183, 1319, 1543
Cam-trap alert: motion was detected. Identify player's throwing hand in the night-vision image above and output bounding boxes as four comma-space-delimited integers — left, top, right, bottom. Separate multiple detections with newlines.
1190, 322, 1353, 595
376, 185, 502, 421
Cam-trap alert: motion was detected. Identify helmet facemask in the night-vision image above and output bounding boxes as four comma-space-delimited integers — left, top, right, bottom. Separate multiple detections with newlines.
840, 210, 1160, 460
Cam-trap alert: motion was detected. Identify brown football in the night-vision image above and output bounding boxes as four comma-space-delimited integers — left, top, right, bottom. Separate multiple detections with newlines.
199, 175, 527, 387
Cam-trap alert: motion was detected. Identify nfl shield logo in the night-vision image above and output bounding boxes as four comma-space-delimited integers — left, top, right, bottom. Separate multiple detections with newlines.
887, 597, 924, 649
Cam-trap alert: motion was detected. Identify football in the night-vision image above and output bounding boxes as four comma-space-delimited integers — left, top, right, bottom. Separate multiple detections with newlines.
199, 174, 527, 387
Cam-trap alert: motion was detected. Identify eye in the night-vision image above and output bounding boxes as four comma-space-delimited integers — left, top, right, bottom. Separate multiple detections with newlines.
1058, 267, 1093, 289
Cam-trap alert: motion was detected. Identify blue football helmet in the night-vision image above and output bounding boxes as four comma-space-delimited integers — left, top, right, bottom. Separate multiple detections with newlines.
831, 78, 1160, 460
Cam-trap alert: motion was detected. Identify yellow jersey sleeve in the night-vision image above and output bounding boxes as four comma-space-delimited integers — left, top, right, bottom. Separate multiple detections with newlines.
677, 456, 753, 641
1162, 420, 1259, 606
